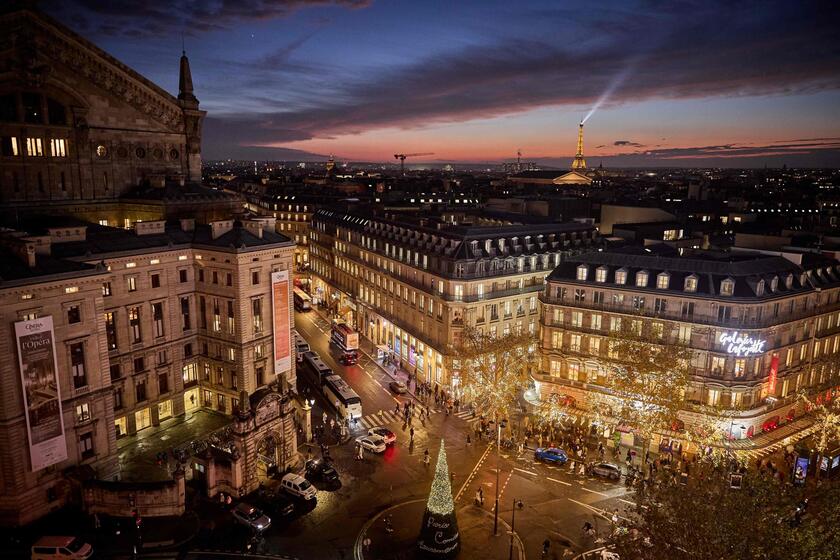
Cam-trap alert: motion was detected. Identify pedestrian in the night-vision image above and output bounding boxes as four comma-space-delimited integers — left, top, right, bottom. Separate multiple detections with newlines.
322, 411, 328, 424
424, 449, 430, 467
363, 536, 371, 552
410, 427, 415, 442
475, 489, 482, 506
478, 487, 484, 505
395, 403, 400, 415
466, 434, 471, 446
225, 494, 232, 508
219, 492, 226, 505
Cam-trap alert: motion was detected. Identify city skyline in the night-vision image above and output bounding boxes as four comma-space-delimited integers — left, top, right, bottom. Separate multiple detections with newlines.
42, 0, 840, 167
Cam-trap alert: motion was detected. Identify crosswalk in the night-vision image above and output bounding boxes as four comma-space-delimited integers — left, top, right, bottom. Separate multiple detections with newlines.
355, 407, 480, 430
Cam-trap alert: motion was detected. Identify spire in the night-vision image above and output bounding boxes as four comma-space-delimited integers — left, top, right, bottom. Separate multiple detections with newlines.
178, 49, 198, 106
571, 122, 586, 170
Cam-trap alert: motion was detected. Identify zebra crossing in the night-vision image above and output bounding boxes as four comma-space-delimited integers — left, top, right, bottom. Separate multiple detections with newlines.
355, 407, 479, 430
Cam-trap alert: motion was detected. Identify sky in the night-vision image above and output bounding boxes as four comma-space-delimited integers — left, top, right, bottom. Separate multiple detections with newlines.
43, 0, 840, 167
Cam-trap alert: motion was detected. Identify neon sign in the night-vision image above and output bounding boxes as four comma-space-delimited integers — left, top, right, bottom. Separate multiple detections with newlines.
719, 331, 766, 357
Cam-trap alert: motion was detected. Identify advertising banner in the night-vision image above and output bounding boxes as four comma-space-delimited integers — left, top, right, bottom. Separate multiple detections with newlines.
15, 317, 68, 471
271, 270, 292, 376
767, 353, 779, 394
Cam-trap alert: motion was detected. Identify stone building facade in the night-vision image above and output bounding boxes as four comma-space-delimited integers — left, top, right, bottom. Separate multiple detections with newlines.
0, 218, 295, 525
538, 247, 840, 453
309, 208, 598, 393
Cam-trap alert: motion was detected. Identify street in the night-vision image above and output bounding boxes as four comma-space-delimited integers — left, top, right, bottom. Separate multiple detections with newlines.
185, 309, 640, 559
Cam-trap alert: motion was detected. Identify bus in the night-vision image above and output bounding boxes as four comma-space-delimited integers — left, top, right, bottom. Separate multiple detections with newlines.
330, 322, 360, 364
302, 351, 332, 387
293, 288, 312, 312
323, 374, 362, 420
293, 332, 310, 362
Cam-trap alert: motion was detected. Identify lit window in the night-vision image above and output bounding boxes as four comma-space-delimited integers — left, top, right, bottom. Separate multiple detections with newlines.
720, 279, 734, 296
49, 138, 67, 157
595, 267, 608, 283
576, 265, 588, 281
26, 137, 43, 156
615, 269, 627, 285
656, 273, 670, 289
684, 275, 698, 292
636, 271, 649, 287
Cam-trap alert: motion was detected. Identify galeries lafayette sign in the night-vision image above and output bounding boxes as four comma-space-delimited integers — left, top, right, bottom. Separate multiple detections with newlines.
719, 331, 766, 357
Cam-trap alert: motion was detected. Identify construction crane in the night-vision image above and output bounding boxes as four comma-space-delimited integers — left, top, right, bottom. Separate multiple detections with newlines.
393, 152, 434, 175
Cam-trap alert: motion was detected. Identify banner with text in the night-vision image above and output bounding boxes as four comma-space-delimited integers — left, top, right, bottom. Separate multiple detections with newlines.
272, 270, 292, 377
15, 317, 68, 471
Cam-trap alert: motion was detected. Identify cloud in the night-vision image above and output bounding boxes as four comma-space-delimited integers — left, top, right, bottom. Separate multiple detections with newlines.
197, 0, 840, 152
614, 140, 645, 148
41, 0, 371, 38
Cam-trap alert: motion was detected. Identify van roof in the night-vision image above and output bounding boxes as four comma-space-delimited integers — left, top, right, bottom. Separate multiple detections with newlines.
283, 473, 306, 483
33, 536, 78, 547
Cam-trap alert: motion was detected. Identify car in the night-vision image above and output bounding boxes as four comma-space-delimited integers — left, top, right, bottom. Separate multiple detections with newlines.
389, 380, 408, 394
356, 434, 387, 453
231, 503, 271, 532
534, 447, 568, 464
339, 350, 359, 365
280, 473, 318, 500
368, 426, 396, 445
591, 462, 622, 480
31, 536, 93, 560
305, 459, 340, 483
257, 492, 295, 517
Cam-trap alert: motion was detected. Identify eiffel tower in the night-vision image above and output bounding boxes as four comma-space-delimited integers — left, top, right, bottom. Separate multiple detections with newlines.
571, 122, 587, 170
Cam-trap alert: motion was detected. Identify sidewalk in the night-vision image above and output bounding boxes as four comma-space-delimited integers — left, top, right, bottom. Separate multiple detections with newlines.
359, 500, 525, 560
0, 507, 200, 559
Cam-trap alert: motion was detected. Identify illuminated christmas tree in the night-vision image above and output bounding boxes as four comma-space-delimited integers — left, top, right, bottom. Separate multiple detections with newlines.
418, 439, 460, 558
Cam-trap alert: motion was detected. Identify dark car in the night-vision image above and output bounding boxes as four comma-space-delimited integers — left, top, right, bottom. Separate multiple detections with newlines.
389, 380, 408, 394
258, 492, 295, 518
591, 462, 622, 480
339, 350, 359, 365
305, 459, 340, 483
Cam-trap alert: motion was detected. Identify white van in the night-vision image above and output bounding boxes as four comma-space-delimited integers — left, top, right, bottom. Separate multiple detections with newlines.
281, 473, 317, 500
31, 536, 93, 560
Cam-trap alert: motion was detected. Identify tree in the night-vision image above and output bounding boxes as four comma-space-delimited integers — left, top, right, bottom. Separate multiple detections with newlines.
537, 317, 739, 461
610, 467, 840, 560
418, 440, 460, 559
800, 392, 840, 480
451, 326, 537, 425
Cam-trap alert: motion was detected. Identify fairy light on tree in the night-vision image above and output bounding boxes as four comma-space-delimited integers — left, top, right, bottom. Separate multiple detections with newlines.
418, 440, 460, 559
800, 391, 840, 480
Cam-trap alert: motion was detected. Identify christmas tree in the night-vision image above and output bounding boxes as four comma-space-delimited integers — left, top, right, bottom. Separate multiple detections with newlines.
418, 439, 460, 558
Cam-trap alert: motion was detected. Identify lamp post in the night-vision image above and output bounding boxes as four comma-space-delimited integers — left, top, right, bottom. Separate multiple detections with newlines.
302, 398, 314, 442
494, 418, 507, 536
509, 499, 522, 560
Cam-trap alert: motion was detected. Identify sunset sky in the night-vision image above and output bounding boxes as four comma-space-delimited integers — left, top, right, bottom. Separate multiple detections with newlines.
45, 0, 840, 167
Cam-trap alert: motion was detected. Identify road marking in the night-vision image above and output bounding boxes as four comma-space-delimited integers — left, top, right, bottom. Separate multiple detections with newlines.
547, 477, 572, 486
618, 498, 635, 506
455, 443, 493, 502
581, 487, 610, 498
513, 467, 537, 476
568, 498, 631, 522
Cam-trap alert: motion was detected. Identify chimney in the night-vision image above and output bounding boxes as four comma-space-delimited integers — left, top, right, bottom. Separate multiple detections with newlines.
180, 218, 195, 232
242, 220, 264, 239
702, 233, 711, 250
134, 220, 167, 236
210, 220, 234, 240
0, 237, 38, 267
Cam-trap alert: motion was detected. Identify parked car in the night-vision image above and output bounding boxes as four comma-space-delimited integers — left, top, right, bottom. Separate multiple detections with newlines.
231, 503, 271, 532
389, 380, 408, 394
31, 536, 93, 560
305, 459, 340, 483
368, 426, 397, 445
591, 462, 622, 480
339, 350, 359, 365
534, 447, 569, 464
257, 492, 295, 517
280, 473, 318, 500
356, 434, 387, 453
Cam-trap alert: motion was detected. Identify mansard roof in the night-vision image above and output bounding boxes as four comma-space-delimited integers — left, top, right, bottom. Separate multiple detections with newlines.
548, 247, 840, 300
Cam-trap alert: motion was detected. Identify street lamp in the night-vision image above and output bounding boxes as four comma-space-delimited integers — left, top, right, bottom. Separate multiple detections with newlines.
509, 499, 523, 560
302, 398, 315, 442
494, 418, 508, 536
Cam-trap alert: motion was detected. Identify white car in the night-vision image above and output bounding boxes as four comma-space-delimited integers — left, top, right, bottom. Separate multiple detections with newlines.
280, 473, 318, 500
368, 426, 396, 445
356, 434, 387, 453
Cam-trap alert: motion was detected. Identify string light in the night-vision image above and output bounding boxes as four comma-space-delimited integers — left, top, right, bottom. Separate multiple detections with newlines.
426, 439, 454, 515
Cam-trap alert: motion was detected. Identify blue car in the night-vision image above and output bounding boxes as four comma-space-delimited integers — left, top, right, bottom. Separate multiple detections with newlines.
534, 447, 569, 464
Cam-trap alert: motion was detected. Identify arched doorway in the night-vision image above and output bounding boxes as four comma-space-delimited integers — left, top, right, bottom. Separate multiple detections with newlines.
256, 434, 279, 480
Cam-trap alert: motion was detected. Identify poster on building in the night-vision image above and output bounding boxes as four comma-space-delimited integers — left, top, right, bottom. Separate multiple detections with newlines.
271, 270, 292, 376
15, 317, 68, 472
767, 353, 779, 394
